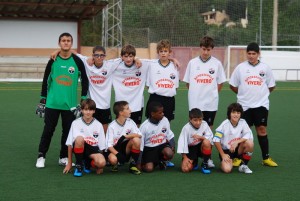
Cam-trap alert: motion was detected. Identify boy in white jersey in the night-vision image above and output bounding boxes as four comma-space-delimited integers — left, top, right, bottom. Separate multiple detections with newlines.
106, 101, 142, 175
183, 36, 225, 168
63, 99, 106, 177
229, 42, 277, 167
213, 103, 254, 174
183, 36, 226, 128
177, 108, 213, 174
145, 39, 179, 123
139, 102, 175, 172
112, 45, 150, 127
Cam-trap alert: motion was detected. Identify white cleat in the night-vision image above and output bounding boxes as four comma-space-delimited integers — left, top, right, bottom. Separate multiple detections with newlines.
58, 158, 75, 167
36, 157, 45, 168
238, 164, 253, 174
207, 159, 215, 168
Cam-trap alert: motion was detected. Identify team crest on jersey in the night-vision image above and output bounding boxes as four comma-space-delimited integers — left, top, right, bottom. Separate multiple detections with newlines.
68, 66, 75, 74
259, 70, 265, 77
161, 127, 167, 133
209, 68, 215, 74
93, 131, 99, 138
170, 73, 176, 79
126, 129, 132, 135
135, 70, 141, 76
102, 70, 107, 75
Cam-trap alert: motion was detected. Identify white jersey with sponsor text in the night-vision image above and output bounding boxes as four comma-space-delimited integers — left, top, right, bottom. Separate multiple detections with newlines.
177, 121, 213, 154
213, 119, 253, 150
106, 118, 142, 148
229, 61, 275, 111
77, 54, 121, 109
146, 60, 179, 97
112, 61, 150, 112
66, 117, 106, 150
139, 117, 175, 151
183, 56, 226, 111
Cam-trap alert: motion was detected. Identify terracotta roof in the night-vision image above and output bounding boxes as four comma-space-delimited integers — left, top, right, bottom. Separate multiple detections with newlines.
0, 0, 108, 21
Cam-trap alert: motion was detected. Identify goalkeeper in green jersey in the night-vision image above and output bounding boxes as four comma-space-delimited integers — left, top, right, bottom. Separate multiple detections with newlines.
36, 32, 88, 169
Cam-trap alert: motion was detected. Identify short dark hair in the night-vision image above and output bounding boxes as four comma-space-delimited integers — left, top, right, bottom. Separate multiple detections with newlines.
147, 101, 163, 116
189, 108, 203, 119
227, 103, 243, 119
121, 44, 136, 56
93, 46, 106, 54
113, 101, 129, 118
157, 39, 171, 53
58, 32, 73, 43
200, 36, 214, 48
247, 42, 260, 53
81, 98, 96, 110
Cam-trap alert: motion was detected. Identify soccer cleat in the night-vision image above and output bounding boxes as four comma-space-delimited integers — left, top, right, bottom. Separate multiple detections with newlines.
233, 158, 242, 167
166, 161, 175, 167
129, 166, 141, 175
207, 159, 215, 168
111, 165, 118, 172
36, 157, 45, 168
201, 163, 211, 174
58, 158, 75, 167
158, 161, 167, 170
262, 158, 278, 167
192, 164, 199, 170
73, 165, 83, 177
84, 166, 92, 174
238, 164, 253, 174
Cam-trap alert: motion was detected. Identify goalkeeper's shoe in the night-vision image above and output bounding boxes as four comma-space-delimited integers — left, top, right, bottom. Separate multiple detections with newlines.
36, 157, 45, 168
74, 165, 83, 177
233, 158, 242, 167
262, 158, 278, 167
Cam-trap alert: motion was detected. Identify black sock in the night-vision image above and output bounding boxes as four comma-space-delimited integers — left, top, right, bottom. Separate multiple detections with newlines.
258, 135, 269, 160
74, 147, 84, 166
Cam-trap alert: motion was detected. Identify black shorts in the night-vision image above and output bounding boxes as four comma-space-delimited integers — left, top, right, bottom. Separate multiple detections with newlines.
186, 142, 203, 160
104, 140, 131, 162
130, 108, 143, 125
202, 111, 217, 126
94, 108, 112, 124
146, 94, 175, 121
142, 143, 170, 164
72, 142, 102, 159
218, 145, 240, 161
243, 106, 268, 127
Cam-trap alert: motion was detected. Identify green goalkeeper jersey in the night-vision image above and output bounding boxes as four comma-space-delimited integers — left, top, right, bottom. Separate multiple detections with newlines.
41, 54, 88, 110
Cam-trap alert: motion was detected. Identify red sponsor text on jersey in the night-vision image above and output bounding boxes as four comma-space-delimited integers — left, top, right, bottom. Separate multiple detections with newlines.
56, 75, 73, 86
245, 76, 263, 86
194, 74, 214, 84
150, 133, 166, 145
228, 137, 241, 146
84, 136, 98, 146
190, 138, 201, 146
90, 75, 106, 84
155, 79, 174, 88
122, 77, 141, 86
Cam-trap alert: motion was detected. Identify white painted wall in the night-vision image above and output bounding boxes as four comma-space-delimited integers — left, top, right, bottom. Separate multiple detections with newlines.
0, 20, 78, 48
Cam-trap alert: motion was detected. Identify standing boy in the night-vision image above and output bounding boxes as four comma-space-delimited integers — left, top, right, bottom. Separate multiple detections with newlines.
229, 42, 277, 167
112, 45, 150, 127
177, 108, 213, 174
106, 101, 142, 175
145, 39, 179, 123
139, 102, 175, 172
63, 99, 106, 177
183, 36, 226, 168
36, 32, 88, 168
213, 103, 254, 174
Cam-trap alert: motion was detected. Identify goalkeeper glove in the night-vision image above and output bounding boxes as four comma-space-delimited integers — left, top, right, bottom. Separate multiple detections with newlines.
70, 104, 82, 119
36, 103, 45, 118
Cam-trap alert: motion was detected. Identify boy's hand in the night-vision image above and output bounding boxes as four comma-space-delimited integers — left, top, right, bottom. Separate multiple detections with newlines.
50, 50, 60, 61
63, 163, 72, 174
134, 57, 142, 68
221, 154, 231, 163
87, 57, 94, 66
229, 141, 239, 153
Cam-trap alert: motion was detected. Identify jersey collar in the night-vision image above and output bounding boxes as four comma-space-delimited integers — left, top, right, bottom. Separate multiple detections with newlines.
199, 56, 211, 63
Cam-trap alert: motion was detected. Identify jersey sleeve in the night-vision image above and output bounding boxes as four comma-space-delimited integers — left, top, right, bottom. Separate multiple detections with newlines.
203, 123, 214, 143
139, 125, 146, 151
98, 124, 107, 151
177, 126, 189, 154
182, 60, 191, 83
241, 121, 253, 140
40, 59, 54, 98
266, 65, 276, 88
213, 124, 224, 143
106, 126, 115, 149
65, 122, 75, 146
73, 54, 89, 98
229, 66, 240, 87
217, 61, 226, 84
